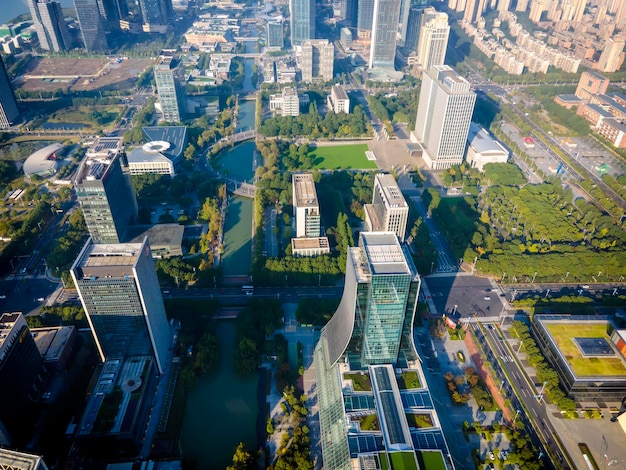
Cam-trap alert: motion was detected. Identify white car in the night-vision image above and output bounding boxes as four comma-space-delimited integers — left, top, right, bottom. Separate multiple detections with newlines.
581, 285, 590, 289
484, 296, 491, 300
489, 452, 495, 461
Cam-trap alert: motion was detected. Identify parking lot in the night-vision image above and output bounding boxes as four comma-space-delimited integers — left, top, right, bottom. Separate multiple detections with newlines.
569, 136, 626, 179
425, 274, 505, 319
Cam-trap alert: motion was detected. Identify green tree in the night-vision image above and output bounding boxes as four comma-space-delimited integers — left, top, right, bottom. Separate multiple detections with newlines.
227, 442, 256, 470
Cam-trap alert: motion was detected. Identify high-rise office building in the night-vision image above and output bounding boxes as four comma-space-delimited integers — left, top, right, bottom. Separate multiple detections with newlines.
0, 313, 45, 444
97, 0, 127, 26
0, 448, 49, 470
290, 0, 315, 47
415, 8, 449, 73
27, 0, 71, 51
267, 21, 283, 49
369, 0, 402, 69
139, 0, 172, 33
292, 173, 321, 238
74, 0, 108, 51
596, 37, 625, 73
364, 174, 409, 241
71, 237, 171, 374
0, 56, 19, 129
404, 7, 424, 53
154, 51, 185, 122
357, 0, 376, 32
414, 65, 476, 169
313, 232, 422, 469
301, 39, 334, 82
75, 141, 138, 244
397, 0, 411, 46
340, 0, 357, 27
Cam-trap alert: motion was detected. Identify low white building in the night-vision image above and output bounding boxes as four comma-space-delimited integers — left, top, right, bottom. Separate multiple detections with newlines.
269, 87, 308, 117
291, 237, 330, 257
327, 85, 350, 114
465, 123, 509, 171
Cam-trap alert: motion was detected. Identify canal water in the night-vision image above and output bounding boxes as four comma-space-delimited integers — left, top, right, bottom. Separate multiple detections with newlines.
179, 54, 260, 469
179, 321, 259, 469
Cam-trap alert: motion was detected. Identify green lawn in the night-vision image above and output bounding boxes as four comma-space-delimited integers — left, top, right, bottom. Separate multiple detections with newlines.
397, 371, 421, 389
545, 322, 626, 377
389, 451, 419, 470
344, 372, 372, 391
309, 144, 377, 170
415, 451, 447, 470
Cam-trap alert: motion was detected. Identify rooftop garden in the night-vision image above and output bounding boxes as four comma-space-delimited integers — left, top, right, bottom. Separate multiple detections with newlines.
397, 371, 421, 390
344, 372, 372, 392
544, 322, 626, 377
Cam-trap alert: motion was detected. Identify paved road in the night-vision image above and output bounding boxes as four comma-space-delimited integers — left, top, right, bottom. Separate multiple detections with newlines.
409, 196, 458, 273
475, 322, 567, 470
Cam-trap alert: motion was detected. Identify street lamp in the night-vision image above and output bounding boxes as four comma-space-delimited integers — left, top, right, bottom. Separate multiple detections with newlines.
531, 271, 537, 284
517, 340, 524, 354
513, 409, 521, 424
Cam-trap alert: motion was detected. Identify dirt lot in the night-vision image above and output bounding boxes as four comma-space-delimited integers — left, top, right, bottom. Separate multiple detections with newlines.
17, 57, 154, 93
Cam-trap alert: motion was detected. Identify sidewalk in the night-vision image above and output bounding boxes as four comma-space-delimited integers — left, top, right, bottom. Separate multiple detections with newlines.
464, 331, 514, 424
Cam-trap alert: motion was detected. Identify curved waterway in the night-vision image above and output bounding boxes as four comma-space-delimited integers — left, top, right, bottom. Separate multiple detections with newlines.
179, 321, 259, 469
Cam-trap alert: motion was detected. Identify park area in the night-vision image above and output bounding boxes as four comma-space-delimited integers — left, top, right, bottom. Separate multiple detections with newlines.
17, 57, 153, 93
544, 322, 626, 377
40, 105, 123, 133
309, 144, 377, 170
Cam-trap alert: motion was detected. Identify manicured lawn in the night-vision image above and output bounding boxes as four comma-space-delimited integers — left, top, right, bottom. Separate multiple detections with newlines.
545, 322, 626, 377
309, 144, 377, 170
397, 371, 421, 389
344, 372, 372, 391
415, 451, 447, 470
405, 413, 434, 429
389, 451, 419, 470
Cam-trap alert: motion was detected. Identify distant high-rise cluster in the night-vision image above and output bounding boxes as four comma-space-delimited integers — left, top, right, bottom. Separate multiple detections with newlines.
27, 0, 71, 51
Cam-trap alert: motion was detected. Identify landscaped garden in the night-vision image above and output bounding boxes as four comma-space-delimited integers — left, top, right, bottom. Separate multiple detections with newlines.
351, 413, 380, 431
344, 372, 372, 391
397, 371, 421, 389
405, 413, 434, 429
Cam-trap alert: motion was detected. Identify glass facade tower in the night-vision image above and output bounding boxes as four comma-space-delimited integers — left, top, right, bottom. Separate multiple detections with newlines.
74, 0, 109, 51
154, 52, 185, 122
313, 232, 421, 469
289, 0, 315, 47
71, 238, 171, 374
75, 151, 138, 244
369, 0, 402, 69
